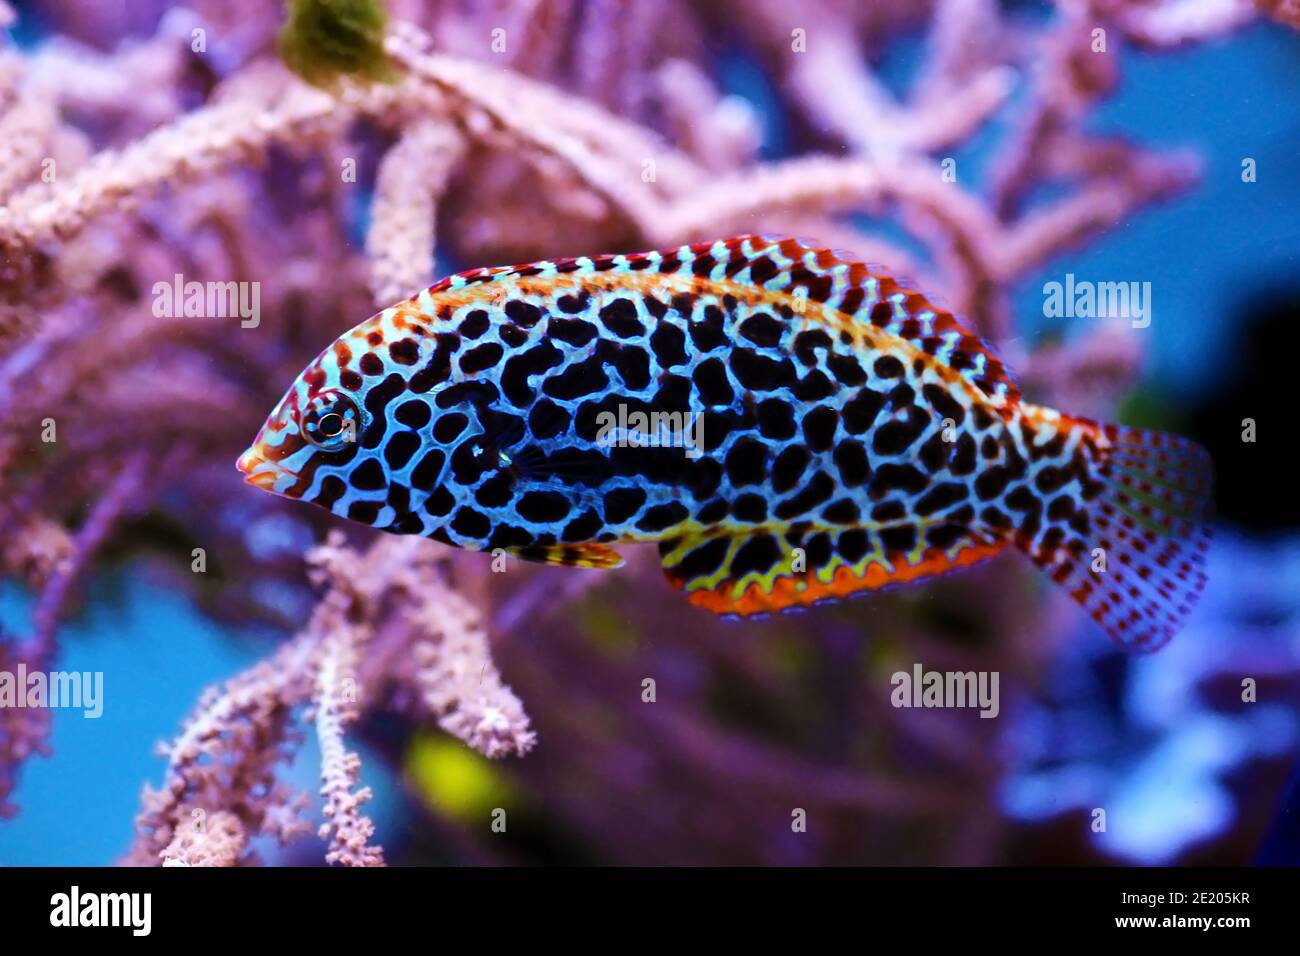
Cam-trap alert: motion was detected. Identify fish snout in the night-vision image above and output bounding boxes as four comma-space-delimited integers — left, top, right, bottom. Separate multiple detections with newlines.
236, 444, 285, 492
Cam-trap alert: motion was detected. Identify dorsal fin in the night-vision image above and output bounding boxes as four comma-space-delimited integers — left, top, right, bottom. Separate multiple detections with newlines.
417, 234, 1020, 408
715, 235, 1020, 408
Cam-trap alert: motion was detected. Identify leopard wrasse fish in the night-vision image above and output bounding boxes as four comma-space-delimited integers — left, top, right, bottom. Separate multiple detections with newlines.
238, 235, 1211, 650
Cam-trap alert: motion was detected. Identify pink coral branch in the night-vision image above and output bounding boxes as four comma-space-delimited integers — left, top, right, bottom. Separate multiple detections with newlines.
126, 532, 532, 866
314, 623, 383, 867
23, 451, 150, 665
366, 120, 465, 306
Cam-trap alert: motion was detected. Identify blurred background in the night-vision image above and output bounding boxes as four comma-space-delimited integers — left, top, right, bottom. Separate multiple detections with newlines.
1, 0, 1298, 866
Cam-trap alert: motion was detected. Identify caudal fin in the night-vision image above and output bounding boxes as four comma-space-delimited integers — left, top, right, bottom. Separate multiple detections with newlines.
1018, 406, 1212, 652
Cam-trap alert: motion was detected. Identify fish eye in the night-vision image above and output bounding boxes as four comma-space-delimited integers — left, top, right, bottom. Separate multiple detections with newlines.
301, 390, 360, 450
318, 413, 344, 438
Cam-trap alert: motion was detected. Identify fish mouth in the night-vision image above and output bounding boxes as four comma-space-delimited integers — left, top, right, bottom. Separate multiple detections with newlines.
236, 445, 289, 492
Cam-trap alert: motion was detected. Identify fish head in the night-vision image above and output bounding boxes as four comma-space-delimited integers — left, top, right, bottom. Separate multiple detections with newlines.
237, 338, 369, 509
236, 309, 545, 540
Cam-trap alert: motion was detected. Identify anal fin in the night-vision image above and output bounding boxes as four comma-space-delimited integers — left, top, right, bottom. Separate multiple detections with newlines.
660, 526, 1006, 617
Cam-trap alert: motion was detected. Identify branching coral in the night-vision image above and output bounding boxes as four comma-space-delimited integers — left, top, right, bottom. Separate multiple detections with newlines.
125, 532, 532, 866
0, 0, 1286, 864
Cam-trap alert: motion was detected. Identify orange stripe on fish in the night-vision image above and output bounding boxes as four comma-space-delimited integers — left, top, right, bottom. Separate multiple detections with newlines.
670, 537, 1009, 617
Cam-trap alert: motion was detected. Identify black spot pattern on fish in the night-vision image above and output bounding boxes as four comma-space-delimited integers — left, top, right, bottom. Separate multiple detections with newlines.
255, 235, 1134, 631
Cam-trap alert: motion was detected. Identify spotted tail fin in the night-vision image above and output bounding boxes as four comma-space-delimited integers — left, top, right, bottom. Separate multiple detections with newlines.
1018, 406, 1212, 652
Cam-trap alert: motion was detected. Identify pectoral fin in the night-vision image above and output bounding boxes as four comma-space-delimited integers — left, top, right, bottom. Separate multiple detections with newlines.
509, 542, 624, 569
